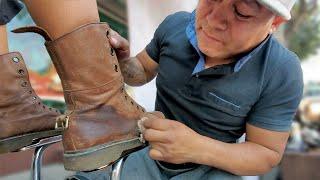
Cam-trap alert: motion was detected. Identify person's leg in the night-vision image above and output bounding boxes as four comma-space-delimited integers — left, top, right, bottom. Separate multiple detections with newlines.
24, 0, 100, 39
15, 0, 163, 171
0, 25, 9, 54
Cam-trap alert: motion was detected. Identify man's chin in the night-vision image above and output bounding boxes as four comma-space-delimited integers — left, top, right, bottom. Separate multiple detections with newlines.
200, 48, 226, 58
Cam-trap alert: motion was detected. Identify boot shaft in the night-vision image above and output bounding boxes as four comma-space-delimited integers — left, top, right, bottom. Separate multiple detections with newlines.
13, 23, 124, 109
0, 53, 30, 102
45, 23, 121, 91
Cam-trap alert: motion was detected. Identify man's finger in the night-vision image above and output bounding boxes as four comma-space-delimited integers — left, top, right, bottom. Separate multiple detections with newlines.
143, 118, 170, 131
108, 30, 129, 50
149, 148, 164, 161
143, 129, 169, 143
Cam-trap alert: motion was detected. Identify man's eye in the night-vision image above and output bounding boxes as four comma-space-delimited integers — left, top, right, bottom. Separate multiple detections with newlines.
234, 6, 251, 19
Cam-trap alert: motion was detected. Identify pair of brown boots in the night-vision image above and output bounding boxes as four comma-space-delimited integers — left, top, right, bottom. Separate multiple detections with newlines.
0, 23, 163, 171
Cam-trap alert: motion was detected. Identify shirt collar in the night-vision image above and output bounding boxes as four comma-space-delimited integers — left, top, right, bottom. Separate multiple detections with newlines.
186, 10, 271, 74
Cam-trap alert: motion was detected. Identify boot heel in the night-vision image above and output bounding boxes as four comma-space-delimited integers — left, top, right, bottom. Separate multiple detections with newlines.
63, 138, 144, 171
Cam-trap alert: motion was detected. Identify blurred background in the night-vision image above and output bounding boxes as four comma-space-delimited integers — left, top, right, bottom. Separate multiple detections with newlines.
0, 0, 319, 179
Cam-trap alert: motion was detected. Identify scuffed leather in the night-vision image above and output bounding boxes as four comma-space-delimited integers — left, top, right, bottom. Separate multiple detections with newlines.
18, 23, 164, 151
0, 52, 60, 139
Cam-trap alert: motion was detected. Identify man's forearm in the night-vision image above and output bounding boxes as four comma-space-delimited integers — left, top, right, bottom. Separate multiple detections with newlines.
192, 135, 281, 176
119, 57, 148, 86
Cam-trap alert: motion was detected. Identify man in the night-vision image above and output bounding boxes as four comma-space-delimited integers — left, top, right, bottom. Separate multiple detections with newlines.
74, 0, 303, 179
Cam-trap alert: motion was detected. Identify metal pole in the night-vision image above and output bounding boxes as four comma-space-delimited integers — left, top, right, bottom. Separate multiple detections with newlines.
111, 158, 125, 180
31, 145, 49, 180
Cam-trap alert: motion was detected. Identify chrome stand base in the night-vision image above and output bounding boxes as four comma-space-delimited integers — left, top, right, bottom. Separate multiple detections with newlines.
111, 158, 126, 180
18, 135, 62, 180
17, 135, 124, 180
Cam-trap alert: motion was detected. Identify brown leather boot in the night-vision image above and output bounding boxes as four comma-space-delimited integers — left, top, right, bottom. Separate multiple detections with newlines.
0, 52, 62, 153
13, 24, 164, 171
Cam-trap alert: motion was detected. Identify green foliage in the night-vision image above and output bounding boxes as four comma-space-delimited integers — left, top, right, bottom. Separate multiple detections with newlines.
285, 0, 320, 60
288, 16, 320, 60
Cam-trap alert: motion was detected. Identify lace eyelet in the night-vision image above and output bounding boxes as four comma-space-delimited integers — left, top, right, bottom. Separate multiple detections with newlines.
21, 82, 27, 87
18, 69, 25, 75
114, 65, 118, 72
12, 57, 20, 63
32, 96, 37, 100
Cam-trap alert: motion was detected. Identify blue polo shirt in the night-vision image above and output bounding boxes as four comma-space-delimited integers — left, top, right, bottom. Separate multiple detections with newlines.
146, 11, 303, 143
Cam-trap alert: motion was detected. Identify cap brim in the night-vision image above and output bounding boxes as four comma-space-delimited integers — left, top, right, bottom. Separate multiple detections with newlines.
256, 0, 292, 20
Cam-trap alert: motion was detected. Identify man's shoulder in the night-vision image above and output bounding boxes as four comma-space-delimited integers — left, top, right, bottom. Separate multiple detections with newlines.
157, 11, 191, 33
258, 36, 303, 96
163, 11, 191, 25
264, 36, 301, 74
270, 37, 299, 63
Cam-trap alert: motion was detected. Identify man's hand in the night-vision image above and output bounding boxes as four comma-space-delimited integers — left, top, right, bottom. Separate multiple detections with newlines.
106, 28, 158, 86
142, 117, 204, 164
108, 29, 130, 61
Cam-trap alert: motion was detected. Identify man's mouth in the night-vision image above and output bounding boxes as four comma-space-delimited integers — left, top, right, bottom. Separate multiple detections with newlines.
200, 28, 223, 44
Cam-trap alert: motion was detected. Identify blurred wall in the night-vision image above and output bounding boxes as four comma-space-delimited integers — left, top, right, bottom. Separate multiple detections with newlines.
127, 0, 198, 110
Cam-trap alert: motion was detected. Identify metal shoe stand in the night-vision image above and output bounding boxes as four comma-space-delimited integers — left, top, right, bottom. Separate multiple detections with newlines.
17, 135, 62, 180
15, 135, 124, 180
17, 135, 125, 180
111, 158, 125, 180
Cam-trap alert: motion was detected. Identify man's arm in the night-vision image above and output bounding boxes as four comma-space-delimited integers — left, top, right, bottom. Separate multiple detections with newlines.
119, 50, 159, 86
143, 118, 289, 176
108, 29, 158, 86
194, 123, 289, 175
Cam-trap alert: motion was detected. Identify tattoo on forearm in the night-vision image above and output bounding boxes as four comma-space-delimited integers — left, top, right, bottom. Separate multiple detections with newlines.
119, 58, 148, 86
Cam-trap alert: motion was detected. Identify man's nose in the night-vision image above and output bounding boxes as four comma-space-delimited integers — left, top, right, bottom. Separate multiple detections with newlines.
206, 2, 228, 31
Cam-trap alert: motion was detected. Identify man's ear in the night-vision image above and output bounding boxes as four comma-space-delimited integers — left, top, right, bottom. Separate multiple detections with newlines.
270, 16, 286, 33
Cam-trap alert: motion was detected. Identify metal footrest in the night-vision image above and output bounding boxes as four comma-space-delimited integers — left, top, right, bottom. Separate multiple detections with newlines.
16, 135, 124, 180
17, 135, 62, 180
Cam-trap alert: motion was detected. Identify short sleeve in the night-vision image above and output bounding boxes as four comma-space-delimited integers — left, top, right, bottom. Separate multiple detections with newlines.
247, 56, 304, 132
145, 14, 175, 63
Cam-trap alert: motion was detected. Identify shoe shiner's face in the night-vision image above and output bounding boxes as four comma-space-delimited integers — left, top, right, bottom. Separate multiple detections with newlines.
196, 0, 283, 61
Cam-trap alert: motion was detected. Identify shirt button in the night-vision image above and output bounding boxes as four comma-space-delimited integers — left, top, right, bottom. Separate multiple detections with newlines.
195, 74, 199, 78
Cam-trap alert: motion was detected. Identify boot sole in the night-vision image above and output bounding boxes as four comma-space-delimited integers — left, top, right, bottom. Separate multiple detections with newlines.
0, 129, 62, 154
64, 138, 144, 171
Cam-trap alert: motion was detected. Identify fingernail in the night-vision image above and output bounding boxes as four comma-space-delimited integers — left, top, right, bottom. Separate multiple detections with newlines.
111, 37, 119, 46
